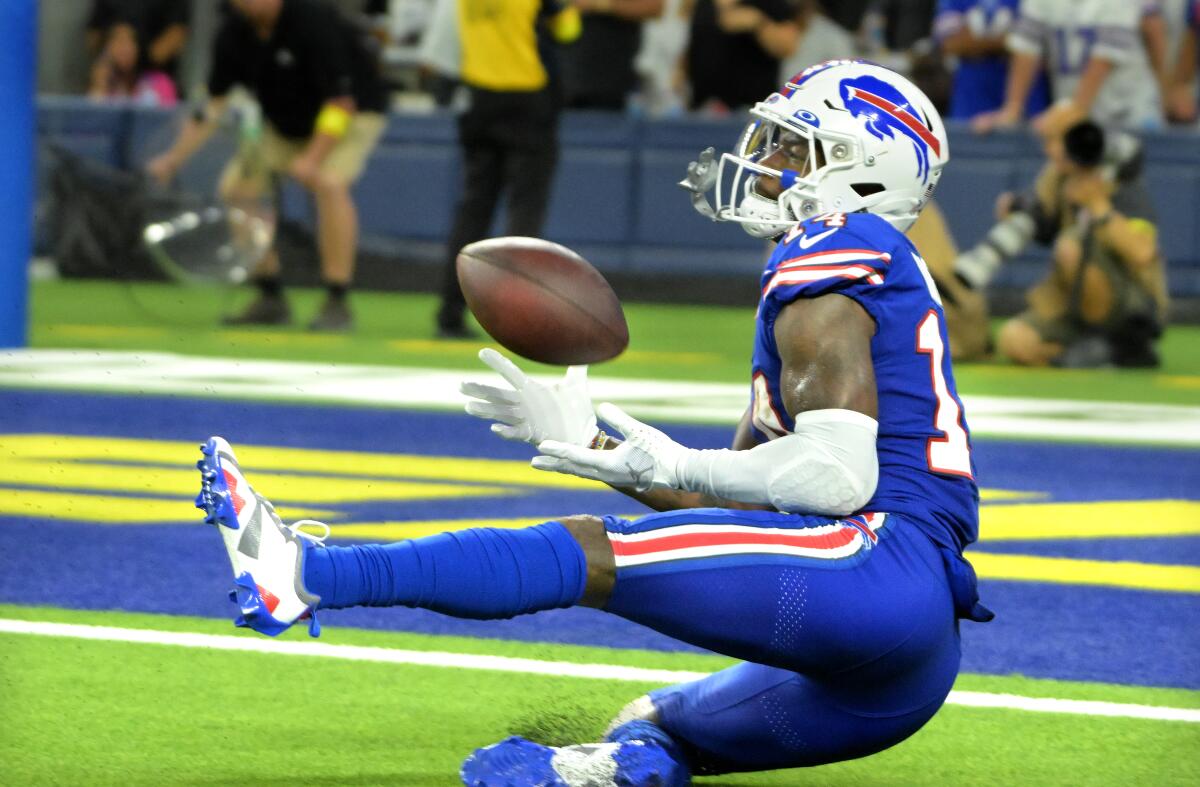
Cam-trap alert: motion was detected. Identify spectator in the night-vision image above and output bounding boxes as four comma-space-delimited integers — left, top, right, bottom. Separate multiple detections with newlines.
88, 22, 178, 106
561, 1, 665, 111
688, 0, 800, 112
974, 0, 1163, 132
433, 2, 582, 338
1166, 0, 1199, 122
146, 0, 389, 332
934, 0, 1049, 121
777, 1, 857, 85
977, 113, 1168, 367
632, 0, 690, 117
87, 0, 190, 94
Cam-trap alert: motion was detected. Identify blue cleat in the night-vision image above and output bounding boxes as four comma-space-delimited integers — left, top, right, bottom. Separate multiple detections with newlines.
460, 730, 689, 786
195, 436, 325, 637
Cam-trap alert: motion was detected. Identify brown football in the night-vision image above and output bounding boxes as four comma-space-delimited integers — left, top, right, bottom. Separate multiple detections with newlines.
456, 237, 629, 365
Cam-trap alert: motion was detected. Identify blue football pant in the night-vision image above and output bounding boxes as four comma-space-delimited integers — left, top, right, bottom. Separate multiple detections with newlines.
600, 509, 961, 773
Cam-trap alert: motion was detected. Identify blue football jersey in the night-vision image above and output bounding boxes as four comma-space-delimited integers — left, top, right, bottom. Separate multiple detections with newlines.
749, 212, 980, 551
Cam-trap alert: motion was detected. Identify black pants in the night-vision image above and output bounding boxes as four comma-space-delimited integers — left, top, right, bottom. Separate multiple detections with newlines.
437, 87, 559, 329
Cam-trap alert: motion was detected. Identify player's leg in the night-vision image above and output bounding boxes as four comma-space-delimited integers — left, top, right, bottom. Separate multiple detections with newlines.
462, 511, 962, 781
196, 437, 589, 634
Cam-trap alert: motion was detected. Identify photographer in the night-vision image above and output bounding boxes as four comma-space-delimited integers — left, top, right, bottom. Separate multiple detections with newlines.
960, 112, 1167, 367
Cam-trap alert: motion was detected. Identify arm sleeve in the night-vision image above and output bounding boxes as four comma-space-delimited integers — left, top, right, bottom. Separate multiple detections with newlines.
676, 409, 879, 515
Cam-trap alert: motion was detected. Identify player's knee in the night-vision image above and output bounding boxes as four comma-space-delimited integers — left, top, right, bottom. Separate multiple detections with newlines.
604, 694, 659, 737
556, 515, 615, 608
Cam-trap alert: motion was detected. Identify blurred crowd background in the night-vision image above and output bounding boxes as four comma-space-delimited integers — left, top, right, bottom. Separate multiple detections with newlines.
39, 0, 1200, 127
32, 0, 1200, 367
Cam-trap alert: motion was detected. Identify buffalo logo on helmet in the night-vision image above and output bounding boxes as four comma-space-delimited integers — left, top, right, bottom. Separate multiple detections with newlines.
838, 75, 941, 183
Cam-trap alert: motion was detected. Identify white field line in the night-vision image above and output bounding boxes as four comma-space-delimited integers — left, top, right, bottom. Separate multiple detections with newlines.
2, 618, 1198, 724
3, 349, 1200, 444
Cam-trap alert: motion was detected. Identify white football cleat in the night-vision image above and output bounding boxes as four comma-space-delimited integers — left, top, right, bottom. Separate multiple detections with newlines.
195, 436, 324, 637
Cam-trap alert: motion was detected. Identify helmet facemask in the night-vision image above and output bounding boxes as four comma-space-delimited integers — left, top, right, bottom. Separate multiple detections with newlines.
715, 107, 861, 238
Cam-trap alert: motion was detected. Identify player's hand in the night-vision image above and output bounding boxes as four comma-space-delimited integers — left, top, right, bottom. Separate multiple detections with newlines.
461, 348, 598, 447
533, 403, 687, 492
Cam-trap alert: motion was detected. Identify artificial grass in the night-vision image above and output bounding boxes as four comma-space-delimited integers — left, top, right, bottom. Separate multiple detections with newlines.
25, 279, 1200, 405
2, 605, 1198, 786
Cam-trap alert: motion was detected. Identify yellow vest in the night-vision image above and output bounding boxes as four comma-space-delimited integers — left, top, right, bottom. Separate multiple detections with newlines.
457, 0, 580, 92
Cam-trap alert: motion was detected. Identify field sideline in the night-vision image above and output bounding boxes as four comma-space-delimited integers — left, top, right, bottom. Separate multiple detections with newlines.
2, 279, 1198, 784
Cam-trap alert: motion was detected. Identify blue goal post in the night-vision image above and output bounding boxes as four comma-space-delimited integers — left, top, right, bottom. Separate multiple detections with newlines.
0, 1, 35, 349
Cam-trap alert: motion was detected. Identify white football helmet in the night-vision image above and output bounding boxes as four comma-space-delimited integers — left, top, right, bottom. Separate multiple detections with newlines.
681, 60, 949, 236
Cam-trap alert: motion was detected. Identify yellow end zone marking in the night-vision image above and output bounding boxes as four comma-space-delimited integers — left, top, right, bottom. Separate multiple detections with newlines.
0, 488, 338, 524
979, 489, 1044, 502
969, 552, 1200, 593
44, 324, 167, 340
0, 434, 594, 490
1158, 375, 1200, 390
980, 500, 1200, 540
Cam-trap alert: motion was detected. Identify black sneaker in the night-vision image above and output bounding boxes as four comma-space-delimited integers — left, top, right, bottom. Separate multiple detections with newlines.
308, 297, 354, 332
222, 294, 291, 326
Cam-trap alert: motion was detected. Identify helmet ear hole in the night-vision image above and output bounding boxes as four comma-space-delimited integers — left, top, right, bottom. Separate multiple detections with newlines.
851, 182, 886, 197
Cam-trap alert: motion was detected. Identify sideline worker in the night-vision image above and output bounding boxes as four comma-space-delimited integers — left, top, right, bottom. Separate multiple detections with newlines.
433, 0, 581, 339
149, 0, 387, 331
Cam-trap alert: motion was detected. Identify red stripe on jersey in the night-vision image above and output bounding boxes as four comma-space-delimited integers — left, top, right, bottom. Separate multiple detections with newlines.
776, 248, 892, 270
611, 525, 861, 558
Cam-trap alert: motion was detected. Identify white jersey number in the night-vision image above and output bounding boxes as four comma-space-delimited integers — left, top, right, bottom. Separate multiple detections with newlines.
916, 310, 973, 478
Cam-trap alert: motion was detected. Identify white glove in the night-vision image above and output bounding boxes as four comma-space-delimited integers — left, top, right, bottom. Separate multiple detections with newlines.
461, 348, 598, 447
532, 403, 690, 492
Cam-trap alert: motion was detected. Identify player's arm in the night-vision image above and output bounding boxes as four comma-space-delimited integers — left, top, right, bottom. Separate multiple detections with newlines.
614, 407, 774, 512
535, 294, 880, 515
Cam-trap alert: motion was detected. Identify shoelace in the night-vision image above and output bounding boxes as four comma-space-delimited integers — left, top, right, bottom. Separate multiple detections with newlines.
288, 519, 330, 546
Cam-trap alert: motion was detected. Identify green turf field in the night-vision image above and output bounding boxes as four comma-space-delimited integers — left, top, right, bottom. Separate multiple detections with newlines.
27, 279, 1200, 404
6, 279, 1200, 786
3, 605, 1198, 786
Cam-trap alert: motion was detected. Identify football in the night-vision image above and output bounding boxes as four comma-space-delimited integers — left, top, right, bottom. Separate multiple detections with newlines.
456, 237, 629, 365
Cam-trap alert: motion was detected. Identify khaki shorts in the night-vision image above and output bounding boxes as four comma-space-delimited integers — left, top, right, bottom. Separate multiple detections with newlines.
218, 112, 387, 201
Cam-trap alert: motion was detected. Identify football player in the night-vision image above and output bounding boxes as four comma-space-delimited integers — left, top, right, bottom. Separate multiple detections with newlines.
196, 60, 991, 785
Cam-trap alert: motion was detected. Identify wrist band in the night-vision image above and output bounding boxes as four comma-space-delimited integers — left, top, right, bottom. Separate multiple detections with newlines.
315, 104, 352, 138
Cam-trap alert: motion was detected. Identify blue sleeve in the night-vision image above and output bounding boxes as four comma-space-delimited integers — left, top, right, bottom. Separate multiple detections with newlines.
760, 215, 896, 322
